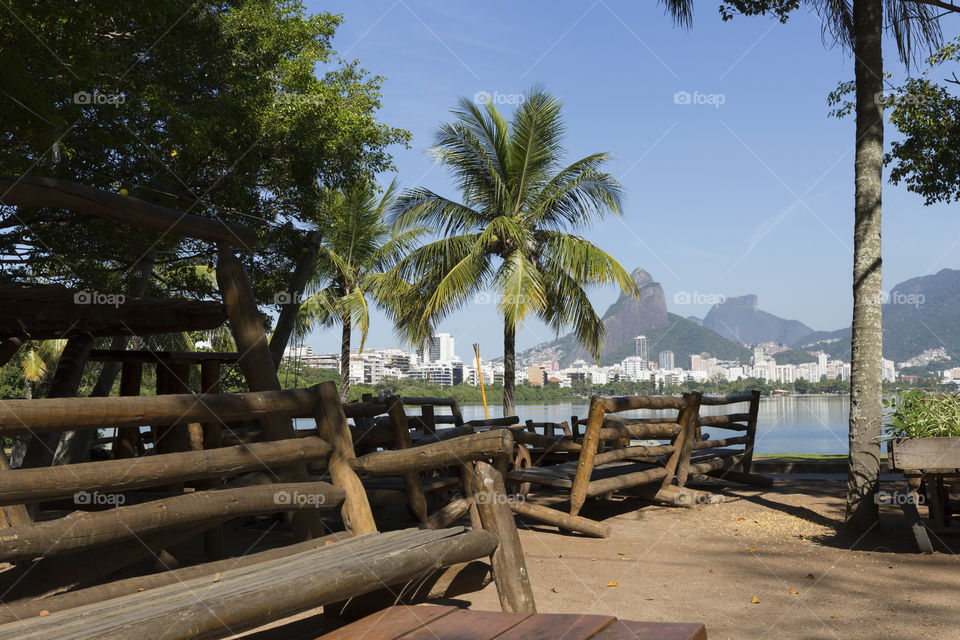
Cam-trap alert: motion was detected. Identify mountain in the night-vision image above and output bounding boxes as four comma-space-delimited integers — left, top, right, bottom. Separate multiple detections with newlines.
702, 294, 815, 345
793, 269, 960, 363
517, 268, 751, 367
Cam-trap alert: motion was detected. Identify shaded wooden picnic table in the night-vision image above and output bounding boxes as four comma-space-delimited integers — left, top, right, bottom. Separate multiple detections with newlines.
315, 605, 706, 639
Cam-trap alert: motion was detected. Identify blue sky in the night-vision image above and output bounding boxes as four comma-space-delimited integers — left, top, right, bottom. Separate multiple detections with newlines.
300, 0, 960, 361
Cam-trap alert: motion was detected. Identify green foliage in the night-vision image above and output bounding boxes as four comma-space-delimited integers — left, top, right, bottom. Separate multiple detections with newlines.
718, 0, 799, 23
884, 390, 960, 438
388, 87, 638, 357
773, 349, 817, 365
0, 0, 408, 307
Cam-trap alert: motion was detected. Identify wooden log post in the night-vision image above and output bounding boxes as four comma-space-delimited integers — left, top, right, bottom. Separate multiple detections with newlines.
569, 397, 607, 517
509, 500, 611, 538
313, 381, 377, 535
17, 332, 93, 469
741, 389, 762, 473
385, 396, 428, 523
200, 358, 224, 559
154, 363, 196, 456
421, 404, 436, 435
420, 497, 473, 530
114, 361, 143, 459
351, 430, 514, 476
216, 246, 323, 539
0, 450, 31, 527
668, 391, 701, 490
470, 461, 536, 613
449, 397, 465, 426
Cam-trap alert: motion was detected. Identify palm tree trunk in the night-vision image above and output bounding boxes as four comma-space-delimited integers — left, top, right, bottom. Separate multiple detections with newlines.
503, 322, 516, 416
340, 314, 351, 403
846, 0, 884, 533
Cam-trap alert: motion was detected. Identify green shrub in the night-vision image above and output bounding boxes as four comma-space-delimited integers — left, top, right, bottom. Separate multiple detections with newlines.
883, 390, 960, 439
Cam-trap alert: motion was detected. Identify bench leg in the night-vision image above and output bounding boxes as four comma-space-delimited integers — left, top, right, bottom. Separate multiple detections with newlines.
470, 461, 536, 614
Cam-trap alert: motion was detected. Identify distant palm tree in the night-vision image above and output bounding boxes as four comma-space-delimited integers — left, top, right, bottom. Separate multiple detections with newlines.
296, 180, 425, 401
391, 87, 638, 415
659, 0, 945, 531
20, 339, 65, 399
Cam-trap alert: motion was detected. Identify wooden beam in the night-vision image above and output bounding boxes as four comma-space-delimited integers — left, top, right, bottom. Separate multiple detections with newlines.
0, 438, 332, 505
470, 461, 536, 614
385, 396, 428, 523
351, 430, 515, 477
509, 500, 610, 538
88, 349, 239, 364
603, 395, 686, 412
0, 387, 320, 436
569, 397, 607, 517
0, 174, 256, 247
313, 381, 377, 536
0, 482, 344, 562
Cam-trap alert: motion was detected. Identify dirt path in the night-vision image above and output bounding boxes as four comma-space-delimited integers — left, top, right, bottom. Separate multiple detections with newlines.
462, 474, 960, 640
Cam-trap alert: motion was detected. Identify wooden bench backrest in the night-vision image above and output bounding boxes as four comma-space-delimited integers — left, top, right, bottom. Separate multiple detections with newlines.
696, 390, 761, 473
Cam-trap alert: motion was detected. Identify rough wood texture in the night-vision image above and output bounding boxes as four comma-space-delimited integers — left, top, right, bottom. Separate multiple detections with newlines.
0, 482, 343, 562
88, 350, 239, 364
352, 430, 514, 476
603, 395, 686, 412
313, 381, 377, 535
585, 466, 670, 497
0, 387, 319, 436
420, 497, 473, 530
509, 499, 611, 538
673, 392, 702, 488
0, 174, 256, 247
889, 437, 960, 471
0, 286, 228, 340
0, 528, 499, 640
0, 531, 352, 623
697, 414, 751, 428
386, 396, 428, 523
114, 361, 143, 459
569, 397, 607, 516
593, 444, 675, 466
0, 438, 332, 505
470, 461, 536, 614
699, 392, 756, 406
742, 389, 761, 472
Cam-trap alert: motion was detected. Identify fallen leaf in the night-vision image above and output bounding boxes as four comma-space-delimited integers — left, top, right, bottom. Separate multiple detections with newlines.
212, 572, 221, 583
607, 581, 618, 587
806, 573, 816, 580
136, 588, 145, 592
551, 587, 558, 593
830, 615, 838, 619
738, 517, 746, 521
39, 610, 49, 617
789, 589, 799, 595
748, 547, 757, 551
620, 557, 630, 560
324, 540, 334, 546
590, 557, 598, 562
708, 568, 714, 573
888, 565, 894, 569
643, 597, 654, 601
751, 597, 760, 604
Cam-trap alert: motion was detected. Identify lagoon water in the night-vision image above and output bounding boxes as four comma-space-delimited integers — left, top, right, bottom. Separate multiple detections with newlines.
456, 395, 852, 454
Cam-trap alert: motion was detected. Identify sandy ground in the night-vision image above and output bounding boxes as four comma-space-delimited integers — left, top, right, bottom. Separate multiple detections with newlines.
238, 474, 960, 640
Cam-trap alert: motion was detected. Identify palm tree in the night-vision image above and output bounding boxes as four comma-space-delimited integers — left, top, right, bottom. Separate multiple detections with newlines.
659, 0, 947, 531
295, 180, 425, 402
20, 339, 65, 399
390, 87, 639, 416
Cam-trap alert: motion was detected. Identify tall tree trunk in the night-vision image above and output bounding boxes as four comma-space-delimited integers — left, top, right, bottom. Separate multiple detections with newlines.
340, 313, 351, 403
503, 322, 516, 416
268, 230, 323, 370
846, 0, 884, 533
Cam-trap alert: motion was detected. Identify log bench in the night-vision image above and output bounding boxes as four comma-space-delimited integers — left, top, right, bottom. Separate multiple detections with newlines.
0, 381, 536, 637
503, 392, 704, 537
687, 390, 772, 488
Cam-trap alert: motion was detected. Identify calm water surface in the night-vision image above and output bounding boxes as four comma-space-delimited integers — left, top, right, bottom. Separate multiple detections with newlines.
456, 395, 852, 454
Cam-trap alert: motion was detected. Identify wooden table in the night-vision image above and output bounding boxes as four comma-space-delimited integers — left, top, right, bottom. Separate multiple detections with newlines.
315, 605, 706, 640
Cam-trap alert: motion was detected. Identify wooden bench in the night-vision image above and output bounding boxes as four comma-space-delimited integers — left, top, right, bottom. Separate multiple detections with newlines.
503, 393, 703, 537
0, 381, 536, 638
316, 605, 708, 640
688, 390, 772, 488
